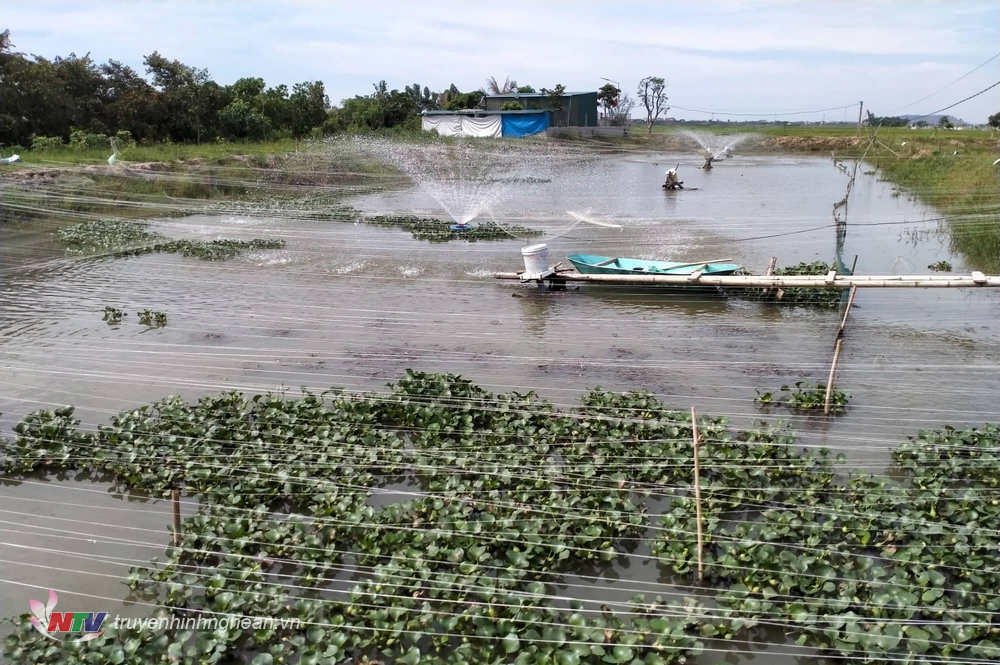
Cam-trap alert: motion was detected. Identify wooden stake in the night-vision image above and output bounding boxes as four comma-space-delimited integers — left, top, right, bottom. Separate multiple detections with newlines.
690, 406, 704, 582
763, 256, 778, 300
172, 488, 182, 547
824, 338, 844, 416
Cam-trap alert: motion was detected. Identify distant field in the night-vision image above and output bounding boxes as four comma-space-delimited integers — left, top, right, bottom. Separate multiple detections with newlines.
644, 121, 996, 143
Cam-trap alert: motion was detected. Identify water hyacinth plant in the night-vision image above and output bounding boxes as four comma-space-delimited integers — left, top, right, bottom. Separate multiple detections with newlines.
137, 309, 167, 327
364, 215, 541, 243
741, 261, 847, 308
56, 220, 285, 260
755, 381, 850, 412
0, 372, 996, 664
928, 260, 953, 272
102, 306, 126, 323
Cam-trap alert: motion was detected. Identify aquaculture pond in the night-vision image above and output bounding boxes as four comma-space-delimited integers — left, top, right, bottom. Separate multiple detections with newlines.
1, 141, 998, 664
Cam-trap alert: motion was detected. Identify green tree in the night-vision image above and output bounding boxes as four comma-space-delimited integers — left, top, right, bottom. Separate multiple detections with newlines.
501, 101, 524, 111
404, 83, 438, 112
258, 84, 294, 131
989, 111, 1000, 128
230, 77, 266, 101
288, 81, 328, 136
516, 84, 535, 93
540, 84, 566, 110
218, 98, 272, 139
938, 115, 953, 129
637, 76, 668, 133
597, 83, 620, 117
326, 81, 419, 132
864, 111, 908, 127
143, 51, 218, 142
98, 60, 159, 141
439, 84, 483, 111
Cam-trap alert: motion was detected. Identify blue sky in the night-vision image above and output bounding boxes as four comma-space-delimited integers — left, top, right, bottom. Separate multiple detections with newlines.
6, 1, 1000, 122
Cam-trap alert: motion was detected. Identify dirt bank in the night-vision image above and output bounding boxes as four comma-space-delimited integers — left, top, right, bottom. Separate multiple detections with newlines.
757, 135, 868, 152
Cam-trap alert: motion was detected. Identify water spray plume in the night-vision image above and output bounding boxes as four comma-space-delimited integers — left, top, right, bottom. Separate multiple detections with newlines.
544, 211, 622, 242
565, 211, 623, 229
681, 131, 752, 161
344, 136, 562, 227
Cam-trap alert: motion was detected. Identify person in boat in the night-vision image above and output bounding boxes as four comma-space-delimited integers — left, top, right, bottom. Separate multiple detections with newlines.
662, 165, 683, 190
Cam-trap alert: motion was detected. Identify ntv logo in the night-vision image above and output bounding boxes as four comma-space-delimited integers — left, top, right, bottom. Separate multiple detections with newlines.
28, 590, 107, 644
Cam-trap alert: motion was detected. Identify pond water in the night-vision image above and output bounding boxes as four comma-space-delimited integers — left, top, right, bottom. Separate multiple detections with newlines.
1, 148, 998, 659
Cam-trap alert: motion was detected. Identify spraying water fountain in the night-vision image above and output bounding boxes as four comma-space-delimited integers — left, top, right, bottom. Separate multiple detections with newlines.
681, 131, 752, 169
339, 136, 626, 280
347, 136, 560, 230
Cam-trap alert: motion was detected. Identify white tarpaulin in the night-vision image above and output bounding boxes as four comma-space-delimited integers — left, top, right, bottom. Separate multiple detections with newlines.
422, 114, 501, 138
421, 115, 464, 136
459, 115, 501, 138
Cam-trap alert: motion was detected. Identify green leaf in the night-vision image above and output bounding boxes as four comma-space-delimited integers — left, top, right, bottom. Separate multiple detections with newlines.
502, 632, 520, 653
398, 646, 421, 665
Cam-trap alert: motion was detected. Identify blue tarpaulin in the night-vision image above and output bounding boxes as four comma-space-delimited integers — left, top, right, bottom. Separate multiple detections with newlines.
501, 112, 549, 138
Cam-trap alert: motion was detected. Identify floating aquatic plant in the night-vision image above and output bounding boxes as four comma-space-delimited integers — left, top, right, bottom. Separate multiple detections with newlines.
137, 309, 167, 327
102, 306, 126, 323
928, 260, 952, 272
755, 381, 850, 412
364, 215, 540, 243
740, 261, 847, 308
56, 220, 285, 261
59, 220, 162, 254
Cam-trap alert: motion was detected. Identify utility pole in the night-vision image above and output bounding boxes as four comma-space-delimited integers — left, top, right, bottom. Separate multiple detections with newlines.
856, 101, 864, 137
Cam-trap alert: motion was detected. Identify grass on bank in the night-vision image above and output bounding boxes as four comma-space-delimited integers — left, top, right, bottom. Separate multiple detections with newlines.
3, 138, 307, 168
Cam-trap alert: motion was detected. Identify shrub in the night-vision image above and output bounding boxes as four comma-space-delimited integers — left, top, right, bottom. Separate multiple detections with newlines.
68, 129, 110, 150
30, 135, 64, 151
114, 129, 136, 148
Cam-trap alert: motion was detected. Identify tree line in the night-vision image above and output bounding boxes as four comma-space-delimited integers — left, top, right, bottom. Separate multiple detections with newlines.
0, 30, 491, 150
0, 30, 682, 150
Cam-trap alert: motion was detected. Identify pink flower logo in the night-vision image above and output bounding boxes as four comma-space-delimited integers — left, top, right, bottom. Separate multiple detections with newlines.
28, 589, 106, 644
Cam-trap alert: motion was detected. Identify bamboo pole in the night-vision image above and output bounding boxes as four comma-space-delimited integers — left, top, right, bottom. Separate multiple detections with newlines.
690, 406, 704, 582
824, 285, 857, 415
823, 338, 845, 416
495, 271, 1000, 288
764, 256, 780, 300
172, 489, 182, 547
837, 285, 858, 336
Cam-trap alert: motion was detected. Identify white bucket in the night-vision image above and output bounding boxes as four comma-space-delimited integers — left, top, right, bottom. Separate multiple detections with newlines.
520, 243, 550, 278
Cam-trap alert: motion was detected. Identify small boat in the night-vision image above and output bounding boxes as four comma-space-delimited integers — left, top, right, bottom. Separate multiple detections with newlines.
567, 254, 741, 276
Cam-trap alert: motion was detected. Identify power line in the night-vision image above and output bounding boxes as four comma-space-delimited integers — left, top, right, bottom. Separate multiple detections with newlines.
912, 79, 1000, 120
670, 103, 857, 118
896, 49, 1000, 111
